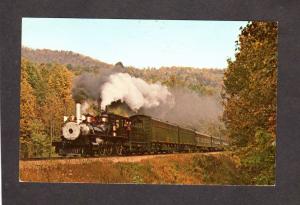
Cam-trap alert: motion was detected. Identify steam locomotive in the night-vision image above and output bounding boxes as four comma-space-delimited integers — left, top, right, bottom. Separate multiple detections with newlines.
53, 102, 228, 156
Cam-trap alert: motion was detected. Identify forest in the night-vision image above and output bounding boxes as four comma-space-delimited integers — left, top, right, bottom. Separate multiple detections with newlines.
20, 21, 277, 184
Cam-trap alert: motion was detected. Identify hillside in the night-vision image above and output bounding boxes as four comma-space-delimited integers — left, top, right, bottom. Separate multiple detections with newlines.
126, 66, 224, 95
21, 47, 114, 74
21, 47, 224, 93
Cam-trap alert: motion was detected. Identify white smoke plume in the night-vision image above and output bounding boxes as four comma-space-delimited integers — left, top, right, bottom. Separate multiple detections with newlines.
140, 88, 223, 128
101, 73, 174, 111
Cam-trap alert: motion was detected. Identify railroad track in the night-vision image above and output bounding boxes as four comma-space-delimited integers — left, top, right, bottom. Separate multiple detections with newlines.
20, 151, 223, 161
20, 155, 130, 161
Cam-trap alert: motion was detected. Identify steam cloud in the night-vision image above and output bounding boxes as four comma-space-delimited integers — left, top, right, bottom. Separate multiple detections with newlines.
101, 73, 174, 110
72, 65, 124, 102
72, 65, 173, 111
72, 65, 223, 132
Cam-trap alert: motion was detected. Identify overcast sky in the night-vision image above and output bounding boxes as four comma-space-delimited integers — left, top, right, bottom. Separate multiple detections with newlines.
22, 18, 248, 69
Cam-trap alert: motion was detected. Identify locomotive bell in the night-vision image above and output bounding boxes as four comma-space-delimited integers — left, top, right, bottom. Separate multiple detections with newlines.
62, 122, 80, 140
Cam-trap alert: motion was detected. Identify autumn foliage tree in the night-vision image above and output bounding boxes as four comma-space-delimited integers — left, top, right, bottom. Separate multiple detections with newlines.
223, 22, 277, 184
20, 59, 74, 158
20, 59, 48, 158
41, 64, 75, 141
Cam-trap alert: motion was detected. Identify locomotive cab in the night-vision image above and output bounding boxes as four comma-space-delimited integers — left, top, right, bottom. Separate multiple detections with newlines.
100, 113, 108, 123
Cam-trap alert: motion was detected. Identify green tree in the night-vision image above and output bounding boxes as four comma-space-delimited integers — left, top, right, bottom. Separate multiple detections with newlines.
222, 21, 277, 184
223, 22, 277, 147
21, 59, 49, 105
239, 129, 275, 184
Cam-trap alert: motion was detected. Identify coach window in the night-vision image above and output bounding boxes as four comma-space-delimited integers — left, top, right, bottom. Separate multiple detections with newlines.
133, 120, 143, 129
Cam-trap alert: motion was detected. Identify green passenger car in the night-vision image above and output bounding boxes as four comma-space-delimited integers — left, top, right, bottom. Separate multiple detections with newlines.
129, 114, 225, 153
151, 118, 179, 144
129, 115, 152, 144
178, 127, 196, 145
129, 115, 179, 144
195, 132, 212, 148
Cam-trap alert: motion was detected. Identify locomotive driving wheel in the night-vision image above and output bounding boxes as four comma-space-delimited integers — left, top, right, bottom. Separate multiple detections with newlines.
81, 147, 87, 157
98, 147, 105, 156
98, 144, 106, 156
106, 144, 113, 156
115, 144, 123, 156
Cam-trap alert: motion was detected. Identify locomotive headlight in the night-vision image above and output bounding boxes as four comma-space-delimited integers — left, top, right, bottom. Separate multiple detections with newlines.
62, 122, 80, 140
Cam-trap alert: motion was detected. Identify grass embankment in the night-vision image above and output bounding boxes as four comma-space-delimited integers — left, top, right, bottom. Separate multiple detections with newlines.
20, 152, 241, 184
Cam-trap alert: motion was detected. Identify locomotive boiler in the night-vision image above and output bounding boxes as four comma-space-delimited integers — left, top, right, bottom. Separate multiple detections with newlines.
53, 102, 131, 156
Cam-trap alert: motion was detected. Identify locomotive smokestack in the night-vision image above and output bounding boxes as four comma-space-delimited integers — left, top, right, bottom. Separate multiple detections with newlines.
76, 103, 81, 124
97, 97, 102, 113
